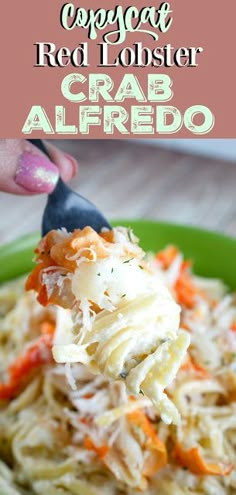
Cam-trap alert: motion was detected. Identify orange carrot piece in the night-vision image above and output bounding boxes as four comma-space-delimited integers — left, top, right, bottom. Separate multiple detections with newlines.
180, 353, 209, 378
127, 410, 167, 475
230, 322, 236, 332
0, 324, 54, 400
8, 334, 53, 383
40, 321, 55, 336
25, 253, 54, 293
174, 261, 197, 309
83, 436, 108, 459
155, 246, 178, 269
173, 443, 233, 476
100, 230, 114, 243
26, 227, 112, 306
78, 417, 90, 425
0, 382, 18, 401
82, 393, 94, 399
180, 322, 191, 332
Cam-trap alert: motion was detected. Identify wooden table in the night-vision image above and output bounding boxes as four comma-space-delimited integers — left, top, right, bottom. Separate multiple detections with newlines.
0, 140, 236, 245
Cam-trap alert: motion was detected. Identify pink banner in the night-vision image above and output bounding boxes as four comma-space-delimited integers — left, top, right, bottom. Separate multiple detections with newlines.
0, 0, 235, 137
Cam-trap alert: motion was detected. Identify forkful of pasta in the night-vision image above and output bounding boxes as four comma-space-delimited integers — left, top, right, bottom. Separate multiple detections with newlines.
26, 140, 189, 425
26, 224, 190, 425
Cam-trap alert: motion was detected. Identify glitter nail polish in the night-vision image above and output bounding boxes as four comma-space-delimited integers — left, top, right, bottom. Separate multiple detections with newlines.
15, 151, 59, 193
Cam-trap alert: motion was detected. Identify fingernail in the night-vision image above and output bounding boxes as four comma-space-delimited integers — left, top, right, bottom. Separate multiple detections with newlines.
15, 152, 59, 193
63, 153, 78, 177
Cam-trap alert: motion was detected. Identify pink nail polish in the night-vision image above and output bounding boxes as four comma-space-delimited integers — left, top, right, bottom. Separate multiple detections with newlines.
15, 151, 59, 193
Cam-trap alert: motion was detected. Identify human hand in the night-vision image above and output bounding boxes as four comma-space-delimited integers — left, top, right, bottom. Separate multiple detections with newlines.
0, 139, 78, 195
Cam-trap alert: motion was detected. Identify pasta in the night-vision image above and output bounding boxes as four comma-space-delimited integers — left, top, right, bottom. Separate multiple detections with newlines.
0, 235, 235, 494
26, 226, 190, 425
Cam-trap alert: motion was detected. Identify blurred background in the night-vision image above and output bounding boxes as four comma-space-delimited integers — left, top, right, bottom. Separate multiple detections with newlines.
1, 139, 236, 244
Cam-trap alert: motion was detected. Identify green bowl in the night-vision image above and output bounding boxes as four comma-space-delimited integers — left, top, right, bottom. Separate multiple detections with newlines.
0, 221, 235, 290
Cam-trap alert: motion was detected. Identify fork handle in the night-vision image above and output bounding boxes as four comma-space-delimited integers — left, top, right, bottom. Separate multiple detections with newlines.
28, 139, 49, 158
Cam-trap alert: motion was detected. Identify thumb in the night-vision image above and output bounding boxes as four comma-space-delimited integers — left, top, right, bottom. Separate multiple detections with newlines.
0, 139, 60, 195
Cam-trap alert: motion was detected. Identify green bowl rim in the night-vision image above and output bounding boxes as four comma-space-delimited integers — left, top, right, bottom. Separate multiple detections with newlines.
0, 219, 235, 288
0, 220, 235, 253
112, 219, 236, 243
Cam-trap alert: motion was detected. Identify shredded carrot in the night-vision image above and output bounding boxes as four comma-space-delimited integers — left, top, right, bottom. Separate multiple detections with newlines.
180, 353, 209, 378
0, 382, 18, 401
210, 299, 218, 309
25, 253, 54, 293
173, 443, 233, 476
174, 261, 198, 309
26, 227, 112, 306
180, 322, 191, 332
40, 321, 55, 336
83, 435, 108, 459
127, 410, 167, 476
82, 393, 94, 399
78, 417, 90, 425
51, 227, 110, 268
100, 230, 114, 243
230, 322, 236, 332
8, 334, 53, 383
0, 323, 55, 400
155, 246, 178, 270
